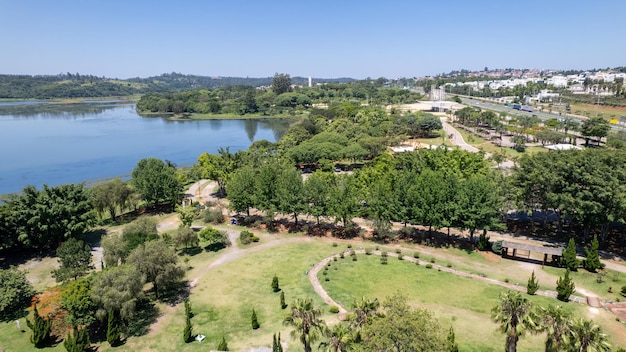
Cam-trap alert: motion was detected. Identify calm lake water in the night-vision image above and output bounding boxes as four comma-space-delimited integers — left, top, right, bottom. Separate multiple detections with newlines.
0, 101, 289, 195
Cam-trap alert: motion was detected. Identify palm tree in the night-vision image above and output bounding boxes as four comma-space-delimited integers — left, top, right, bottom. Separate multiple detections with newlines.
538, 305, 572, 352
349, 296, 380, 329
319, 323, 352, 352
570, 318, 611, 352
283, 298, 325, 352
491, 291, 538, 352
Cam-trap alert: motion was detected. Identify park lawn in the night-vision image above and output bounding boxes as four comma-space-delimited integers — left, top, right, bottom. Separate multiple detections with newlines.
542, 266, 625, 301
320, 254, 625, 351
102, 239, 340, 352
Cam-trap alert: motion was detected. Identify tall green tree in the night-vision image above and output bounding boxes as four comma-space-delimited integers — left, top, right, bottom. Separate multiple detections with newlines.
92, 265, 145, 319
61, 277, 97, 326
581, 117, 610, 146
303, 171, 334, 225
0, 267, 35, 320
27, 305, 52, 348
561, 238, 579, 271
455, 173, 502, 243
91, 179, 133, 221
131, 158, 182, 207
491, 291, 538, 352
283, 298, 325, 352
329, 174, 361, 227
106, 309, 121, 347
226, 165, 257, 216
52, 238, 93, 282
272, 73, 292, 95
556, 269, 576, 302
319, 323, 352, 352
583, 236, 604, 273
127, 240, 185, 299
183, 299, 193, 343
64, 326, 90, 352
217, 336, 229, 351
526, 270, 539, 295
176, 205, 197, 228
276, 167, 305, 224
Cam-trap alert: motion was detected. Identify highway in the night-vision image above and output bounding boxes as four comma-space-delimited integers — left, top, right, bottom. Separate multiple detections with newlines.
458, 96, 626, 132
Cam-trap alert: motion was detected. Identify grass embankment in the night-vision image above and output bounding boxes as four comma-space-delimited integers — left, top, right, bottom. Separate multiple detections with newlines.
567, 103, 626, 121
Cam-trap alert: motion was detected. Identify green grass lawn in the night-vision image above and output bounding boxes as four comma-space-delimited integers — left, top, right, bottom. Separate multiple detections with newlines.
320, 253, 626, 351
542, 266, 625, 301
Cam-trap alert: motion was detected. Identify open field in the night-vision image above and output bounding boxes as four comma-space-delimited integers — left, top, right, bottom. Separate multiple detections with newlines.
454, 127, 545, 158
3, 228, 625, 352
568, 103, 626, 121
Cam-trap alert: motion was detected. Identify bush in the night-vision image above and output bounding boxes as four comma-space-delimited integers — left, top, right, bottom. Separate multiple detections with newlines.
621, 286, 626, 297
365, 249, 372, 255
381, 251, 388, 258
425, 264, 433, 269
199, 227, 230, 248
239, 230, 258, 245
251, 309, 260, 329
492, 240, 503, 255
413, 252, 420, 259
202, 208, 225, 224
430, 257, 436, 263
398, 254, 403, 260
350, 250, 355, 257
333, 257, 337, 261
329, 306, 340, 314
527, 270, 539, 295
217, 336, 229, 351
477, 231, 490, 251
375, 245, 380, 250
340, 253, 344, 259
347, 244, 352, 249
352, 256, 358, 261
395, 249, 402, 254
380, 257, 388, 265
556, 269, 576, 302
271, 275, 280, 292
561, 238, 579, 271
332, 242, 338, 247
324, 277, 330, 281
446, 263, 452, 268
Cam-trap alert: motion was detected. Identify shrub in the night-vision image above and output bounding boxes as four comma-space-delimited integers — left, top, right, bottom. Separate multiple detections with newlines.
556, 269, 576, 302
199, 227, 230, 246
446, 263, 452, 268
322, 271, 328, 275
332, 242, 338, 247
375, 245, 380, 250
381, 251, 388, 258
526, 270, 539, 295
395, 249, 402, 254
271, 275, 280, 292
350, 250, 355, 257
329, 306, 340, 314
280, 291, 287, 309
217, 336, 229, 351
239, 230, 255, 245
27, 305, 52, 348
477, 231, 490, 251
202, 208, 225, 224
347, 244, 352, 249
430, 257, 436, 263
413, 252, 420, 259
333, 257, 337, 261
327, 262, 331, 267
583, 236, 605, 273
492, 240, 503, 255
398, 254, 403, 260
340, 253, 344, 259
504, 278, 510, 283
352, 256, 357, 261
365, 249, 372, 255
425, 264, 433, 269
325, 277, 330, 281
621, 286, 626, 297
561, 238, 579, 271
380, 257, 388, 265
251, 309, 260, 329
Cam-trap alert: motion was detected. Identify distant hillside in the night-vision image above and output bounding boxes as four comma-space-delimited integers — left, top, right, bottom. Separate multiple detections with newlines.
0, 73, 356, 99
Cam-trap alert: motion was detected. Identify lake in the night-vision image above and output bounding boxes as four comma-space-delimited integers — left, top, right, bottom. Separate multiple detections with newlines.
0, 101, 290, 195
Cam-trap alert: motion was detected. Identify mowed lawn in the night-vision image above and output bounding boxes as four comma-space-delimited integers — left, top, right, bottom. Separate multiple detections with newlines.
319, 253, 626, 352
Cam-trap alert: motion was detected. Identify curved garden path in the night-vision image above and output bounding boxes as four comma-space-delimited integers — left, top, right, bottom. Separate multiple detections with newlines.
308, 249, 587, 319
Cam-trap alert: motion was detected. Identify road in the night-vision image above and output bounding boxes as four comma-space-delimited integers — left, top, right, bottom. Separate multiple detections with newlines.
460, 96, 626, 132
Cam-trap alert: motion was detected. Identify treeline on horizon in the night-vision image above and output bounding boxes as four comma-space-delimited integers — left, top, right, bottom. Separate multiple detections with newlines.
0, 72, 357, 99
135, 75, 423, 116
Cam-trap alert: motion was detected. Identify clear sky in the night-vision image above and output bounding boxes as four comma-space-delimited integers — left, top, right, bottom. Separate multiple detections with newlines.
1, 0, 624, 79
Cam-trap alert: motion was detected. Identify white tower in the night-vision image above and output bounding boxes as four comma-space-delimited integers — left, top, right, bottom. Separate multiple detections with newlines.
308, 77, 312, 87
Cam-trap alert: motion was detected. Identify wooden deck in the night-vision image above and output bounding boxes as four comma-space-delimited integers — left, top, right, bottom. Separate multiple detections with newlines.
501, 240, 563, 266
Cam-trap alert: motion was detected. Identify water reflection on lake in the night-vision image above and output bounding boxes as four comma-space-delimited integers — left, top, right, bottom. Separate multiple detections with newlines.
0, 101, 290, 195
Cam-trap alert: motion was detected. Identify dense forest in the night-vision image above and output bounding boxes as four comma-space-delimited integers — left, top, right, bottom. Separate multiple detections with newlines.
0, 72, 356, 99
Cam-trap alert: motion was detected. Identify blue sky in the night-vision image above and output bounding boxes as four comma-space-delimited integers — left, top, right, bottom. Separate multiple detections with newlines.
1, 0, 624, 79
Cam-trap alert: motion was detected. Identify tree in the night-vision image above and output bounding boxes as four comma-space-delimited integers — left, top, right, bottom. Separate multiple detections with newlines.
329, 174, 361, 228
61, 277, 97, 326
272, 73, 292, 95
583, 236, 604, 273
173, 226, 199, 250
106, 309, 121, 347
91, 265, 145, 319
131, 158, 182, 207
91, 179, 133, 221
273, 332, 283, 352
538, 305, 572, 352
217, 336, 229, 351
570, 318, 611, 352
349, 296, 380, 331
27, 305, 52, 348
526, 270, 539, 295
562, 238, 579, 271
251, 308, 260, 329
447, 327, 459, 352
127, 240, 185, 299
272, 275, 281, 292
0, 267, 35, 320
275, 167, 305, 224
491, 291, 538, 352
198, 148, 239, 197
455, 173, 502, 243
303, 171, 334, 225
8, 184, 95, 249
361, 293, 448, 351
52, 238, 93, 282
176, 205, 197, 228
280, 291, 287, 309
226, 165, 257, 216
283, 297, 325, 352
183, 299, 193, 343
556, 269, 576, 302
64, 326, 90, 352
319, 323, 351, 352
581, 117, 610, 146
